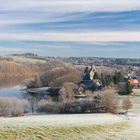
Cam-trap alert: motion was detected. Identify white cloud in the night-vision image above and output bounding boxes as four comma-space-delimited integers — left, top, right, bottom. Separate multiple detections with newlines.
0, 31, 140, 42
82, 42, 125, 46
0, 47, 28, 54
47, 45, 71, 49
0, 0, 140, 12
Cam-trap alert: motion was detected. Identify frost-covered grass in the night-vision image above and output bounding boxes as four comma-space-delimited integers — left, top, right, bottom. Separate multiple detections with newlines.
0, 122, 129, 140
12, 56, 46, 64
118, 94, 140, 113
0, 114, 129, 140
0, 114, 125, 127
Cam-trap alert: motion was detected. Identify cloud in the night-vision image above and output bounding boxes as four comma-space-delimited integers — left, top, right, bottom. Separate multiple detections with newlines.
0, 47, 30, 54
0, 10, 139, 34
0, 0, 140, 12
0, 0, 140, 58
0, 32, 140, 42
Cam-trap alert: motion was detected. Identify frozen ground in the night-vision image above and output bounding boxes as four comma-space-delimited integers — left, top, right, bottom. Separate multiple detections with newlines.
0, 113, 140, 139
0, 113, 125, 127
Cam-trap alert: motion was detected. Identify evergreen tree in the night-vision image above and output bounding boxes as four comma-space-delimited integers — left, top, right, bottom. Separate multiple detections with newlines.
126, 82, 132, 94
113, 71, 124, 84
94, 72, 99, 79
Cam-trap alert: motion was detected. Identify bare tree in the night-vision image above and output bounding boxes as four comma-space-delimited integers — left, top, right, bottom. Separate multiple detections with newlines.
122, 97, 133, 112
59, 82, 76, 102
0, 97, 26, 117
92, 90, 118, 114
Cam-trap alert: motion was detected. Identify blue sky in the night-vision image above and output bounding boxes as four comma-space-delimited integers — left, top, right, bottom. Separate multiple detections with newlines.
0, 0, 140, 58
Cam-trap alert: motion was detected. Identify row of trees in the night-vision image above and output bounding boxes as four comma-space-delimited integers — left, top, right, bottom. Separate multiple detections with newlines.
0, 57, 66, 78
37, 90, 132, 114
27, 67, 82, 88
91, 71, 132, 94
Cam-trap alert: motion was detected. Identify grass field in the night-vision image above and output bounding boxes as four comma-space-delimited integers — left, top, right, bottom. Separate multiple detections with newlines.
0, 122, 129, 140
0, 114, 128, 140
0, 90, 140, 140
12, 56, 46, 64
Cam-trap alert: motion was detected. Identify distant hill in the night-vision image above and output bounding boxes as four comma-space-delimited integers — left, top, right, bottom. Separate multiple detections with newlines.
0, 55, 65, 78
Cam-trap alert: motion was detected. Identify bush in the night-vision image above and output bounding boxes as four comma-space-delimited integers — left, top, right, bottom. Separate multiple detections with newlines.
37, 90, 118, 114
28, 67, 82, 88
122, 97, 133, 111
58, 82, 77, 102
37, 102, 60, 113
0, 97, 29, 117
37, 100, 91, 114
92, 90, 118, 114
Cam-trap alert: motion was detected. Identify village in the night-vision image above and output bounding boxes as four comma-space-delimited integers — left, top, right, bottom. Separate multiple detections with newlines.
27, 64, 140, 100
0, 55, 140, 139
0, 0, 140, 139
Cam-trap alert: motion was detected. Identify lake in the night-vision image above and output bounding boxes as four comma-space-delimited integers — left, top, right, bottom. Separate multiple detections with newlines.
0, 86, 25, 99
0, 78, 29, 99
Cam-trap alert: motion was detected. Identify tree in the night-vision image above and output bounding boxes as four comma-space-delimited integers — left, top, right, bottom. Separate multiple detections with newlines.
105, 75, 112, 86
27, 74, 43, 88
24, 91, 41, 113
94, 72, 99, 79
59, 82, 76, 102
122, 97, 133, 112
113, 71, 124, 85
126, 82, 132, 94
101, 73, 106, 87
92, 90, 118, 114
101, 91, 118, 114
92, 95, 104, 113
100, 73, 113, 87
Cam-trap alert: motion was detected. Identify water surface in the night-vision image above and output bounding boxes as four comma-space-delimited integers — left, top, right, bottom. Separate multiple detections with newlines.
0, 86, 24, 99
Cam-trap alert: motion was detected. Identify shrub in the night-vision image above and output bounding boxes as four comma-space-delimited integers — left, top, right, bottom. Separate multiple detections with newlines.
37, 102, 60, 113
92, 90, 118, 114
122, 97, 133, 111
0, 97, 28, 117
29, 67, 82, 88
37, 100, 91, 114
10, 98, 24, 117
58, 82, 77, 102
21, 99, 30, 113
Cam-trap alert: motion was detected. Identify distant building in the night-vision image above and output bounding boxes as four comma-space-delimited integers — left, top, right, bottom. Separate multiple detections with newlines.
89, 65, 96, 80
128, 79, 139, 88
79, 65, 102, 92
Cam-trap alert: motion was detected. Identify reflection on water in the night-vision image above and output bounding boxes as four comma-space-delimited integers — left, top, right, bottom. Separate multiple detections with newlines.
0, 77, 28, 88
0, 77, 29, 99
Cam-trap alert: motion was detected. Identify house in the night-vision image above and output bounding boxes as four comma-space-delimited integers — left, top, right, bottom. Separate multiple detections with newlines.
78, 79, 102, 92
128, 79, 139, 87
79, 65, 102, 92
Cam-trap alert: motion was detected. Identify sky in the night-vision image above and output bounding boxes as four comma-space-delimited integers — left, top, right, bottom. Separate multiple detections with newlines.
0, 0, 140, 58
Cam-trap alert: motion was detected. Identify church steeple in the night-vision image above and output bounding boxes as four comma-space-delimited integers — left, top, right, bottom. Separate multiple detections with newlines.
89, 65, 96, 80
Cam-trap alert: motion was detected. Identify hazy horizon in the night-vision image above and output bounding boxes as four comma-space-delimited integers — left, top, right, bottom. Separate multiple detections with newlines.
0, 0, 140, 58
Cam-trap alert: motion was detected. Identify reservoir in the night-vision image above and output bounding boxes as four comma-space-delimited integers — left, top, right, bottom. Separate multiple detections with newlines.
0, 78, 28, 99
0, 86, 24, 99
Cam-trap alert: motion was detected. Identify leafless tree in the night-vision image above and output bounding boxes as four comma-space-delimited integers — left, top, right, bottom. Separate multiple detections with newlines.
122, 97, 133, 112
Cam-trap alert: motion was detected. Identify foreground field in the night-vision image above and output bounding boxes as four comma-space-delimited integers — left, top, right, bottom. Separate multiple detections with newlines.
0, 114, 131, 140
0, 94, 140, 140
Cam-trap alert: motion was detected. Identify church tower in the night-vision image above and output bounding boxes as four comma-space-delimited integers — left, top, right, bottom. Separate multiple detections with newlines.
89, 65, 96, 80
